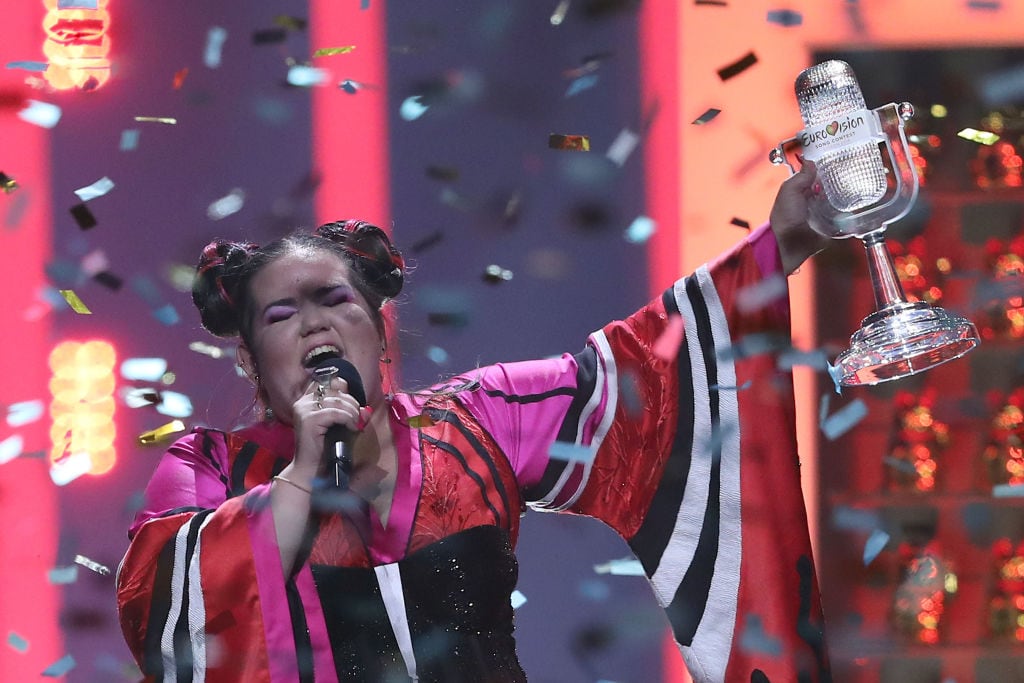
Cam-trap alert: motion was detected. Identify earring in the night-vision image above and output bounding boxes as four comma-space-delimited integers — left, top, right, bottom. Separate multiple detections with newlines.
263, 406, 274, 421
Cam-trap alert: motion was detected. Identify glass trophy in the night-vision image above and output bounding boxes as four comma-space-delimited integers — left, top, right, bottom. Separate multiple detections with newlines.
770, 101, 979, 386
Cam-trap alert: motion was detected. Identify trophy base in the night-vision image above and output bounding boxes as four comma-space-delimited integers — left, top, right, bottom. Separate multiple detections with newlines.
835, 302, 979, 386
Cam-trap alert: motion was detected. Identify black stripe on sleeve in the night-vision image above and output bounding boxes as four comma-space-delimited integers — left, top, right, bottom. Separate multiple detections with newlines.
663, 277, 723, 646
141, 533, 178, 678
480, 385, 577, 404
229, 441, 260, 497
522, 348, 599, 504
421, 433, 503, 524
628, 286, 695, 576
196, 430, 231, 498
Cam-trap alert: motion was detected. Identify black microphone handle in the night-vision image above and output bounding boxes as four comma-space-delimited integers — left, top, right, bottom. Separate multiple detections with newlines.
324, 424, 353, 488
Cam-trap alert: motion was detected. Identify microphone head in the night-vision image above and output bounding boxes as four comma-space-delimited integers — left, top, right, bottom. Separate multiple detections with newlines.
314, 355, 367, 407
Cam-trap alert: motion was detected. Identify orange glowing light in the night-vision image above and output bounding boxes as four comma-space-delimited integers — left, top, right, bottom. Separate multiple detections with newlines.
48, 339, 117, 475
41, 0, 111, 91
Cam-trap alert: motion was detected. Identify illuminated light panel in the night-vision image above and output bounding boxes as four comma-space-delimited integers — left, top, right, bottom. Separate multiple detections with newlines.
41, 0, 111, 91
48, 340, 117, 475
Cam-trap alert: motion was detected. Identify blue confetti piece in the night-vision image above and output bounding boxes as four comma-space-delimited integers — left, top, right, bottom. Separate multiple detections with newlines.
119, 129, 140, 151
565, 73, 599, 98
5, 61, 48, 72
993, 483, 1024, 498
624, 215, 656, 244
339, 80, 360, 94
863, 529, 890, 566
286, 65, 328, 87
825, 362, 843, 394
777, 348, 829, 371
593, 558, 644, 575
882, 456, 918, 475
510, 590, 527, 609
7, 632, 29, 653
120, 357, 168, 381
831, 505, 880, 532
577, 578, 611, 602
7, 400, 44, 427
131, 275, 163, 306
400, 95, 429, 121
0, 435, 23, 465
766, 9, 803, 26
547, 441, 597, 465
156, 391, 193, 418
204, 27, 228, 69
47, 565, 79, 585
19, 100, 62, 129
740, 614, 782, 656
710, 380, 752, 392
59, 0, 98, 7
820, 398, 868, 441
42, 654, 76, 677
426, 345, 449, 365
152, 304, 180, 326
5, 190, 30, 229
968, 0, 1001, 8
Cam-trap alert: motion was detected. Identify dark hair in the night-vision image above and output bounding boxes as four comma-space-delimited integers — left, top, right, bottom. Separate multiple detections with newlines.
191, 220, 404, 347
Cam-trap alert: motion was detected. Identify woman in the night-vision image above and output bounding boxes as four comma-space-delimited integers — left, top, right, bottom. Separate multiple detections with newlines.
117, 162, 830, 682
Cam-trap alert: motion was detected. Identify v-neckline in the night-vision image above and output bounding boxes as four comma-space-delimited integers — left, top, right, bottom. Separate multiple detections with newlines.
365, 396, 422, 565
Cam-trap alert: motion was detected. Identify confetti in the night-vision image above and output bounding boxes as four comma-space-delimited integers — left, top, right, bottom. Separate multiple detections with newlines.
18, 100, 62, 128
7, 400, 44, 427
121, 387, 161, 409
606, 128, 640, 166
624, 215, 656, 244
93, 271, 123, 290
313, 46, 356, 57
565, 74, 599, 98
510, 590, 528, 609
60, 0, 97, 6
74, 554, 110, 575
736, 273, 787, 313
730, 217, 751, 230
152, 304, 180, 326
695, 0, 728, 4
5, 61, 48, 72
0, 171, 17, 193
69, 202, 97, 229
547, 441, 597, 465
825, 362, 843, 394
406, 414, 436, 429
73, 176, 115, 202
863, 529, 890, 565
274, 15, 308, 30
204, 26, 228, 68
133, 116, 177, 125
740, 615, 782, 656
593, 557, 644, 575
0, 435, 23, 465
652, 314, 685, 362
993, 483, 1024, 498
47, 565, 79, 584
550, 0, 571, 25
968, 0, 1001, 8
766, 9, 803, 26
287, 65, 329, 87
710, 380, 752, 392
207, 188, 245, 220
252, 28, 287, 44
339, 80, 361, 94
979, 64, 1024, 105
957, 127, 999, 145
41, 654, 76, 677
548, 133, 590, 151
820, 398, 868, 440
138, 419, 186, 445
188, 341, 227, 359
882, 456, 917, 475
400, 95, 429, 121
831, 506, 881, 532
426, 166, 460, 182
7, 632, 29, 653
717, 51, 758, 81
50, 451, 92, 486
121, 357, 168, 382
426, 346, 449, 365
483, 264, 513, 283
692, 108, 721, 125
172, 67, 188, 89
777, 348, 829, 371
80, 249, 109, 277
717, 332, 788, 361
58, 289, 92, 314
156, 391, 193, 418
119, 129, 140, 151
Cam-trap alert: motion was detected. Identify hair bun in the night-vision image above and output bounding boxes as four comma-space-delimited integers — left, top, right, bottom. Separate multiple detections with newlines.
316, 220, 405, 299
192, 239, 258, 337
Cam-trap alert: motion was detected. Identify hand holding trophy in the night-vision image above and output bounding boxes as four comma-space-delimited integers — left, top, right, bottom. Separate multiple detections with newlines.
770, 60, 979, 386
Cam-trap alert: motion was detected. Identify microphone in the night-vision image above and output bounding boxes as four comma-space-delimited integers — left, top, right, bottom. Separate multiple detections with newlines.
795, 59, 888, 213
313, 355, 366, 488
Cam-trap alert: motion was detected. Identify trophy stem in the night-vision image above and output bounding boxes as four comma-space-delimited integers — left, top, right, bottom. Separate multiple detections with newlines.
862, 231, 907, 310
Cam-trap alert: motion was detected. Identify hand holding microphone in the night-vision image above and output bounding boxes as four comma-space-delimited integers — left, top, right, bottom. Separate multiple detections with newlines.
312, 355, 367, 489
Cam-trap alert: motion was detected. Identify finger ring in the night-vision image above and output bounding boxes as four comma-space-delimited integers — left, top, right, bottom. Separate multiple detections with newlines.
316, 400, 323, 410
316, 384, 326, 400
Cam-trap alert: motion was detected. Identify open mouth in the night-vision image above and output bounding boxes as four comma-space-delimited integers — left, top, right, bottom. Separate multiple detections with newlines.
302, 344, 341, 368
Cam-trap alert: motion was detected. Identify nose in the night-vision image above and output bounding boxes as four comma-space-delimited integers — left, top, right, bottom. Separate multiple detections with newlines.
298, 303, 330, 336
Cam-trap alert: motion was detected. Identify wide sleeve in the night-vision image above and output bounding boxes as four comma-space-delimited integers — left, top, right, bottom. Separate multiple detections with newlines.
471, 226, 828, 683
115, 429, 326, 683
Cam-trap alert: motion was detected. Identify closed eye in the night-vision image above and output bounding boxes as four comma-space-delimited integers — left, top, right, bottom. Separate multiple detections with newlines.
320, 285, 354, 306
265, 304, 297, 324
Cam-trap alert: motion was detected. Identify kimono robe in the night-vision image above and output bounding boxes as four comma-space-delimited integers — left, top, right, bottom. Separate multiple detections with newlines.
116, 225, 830, 682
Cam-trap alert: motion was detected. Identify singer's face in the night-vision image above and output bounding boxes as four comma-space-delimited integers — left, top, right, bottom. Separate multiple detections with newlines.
239, 247, 384, 423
